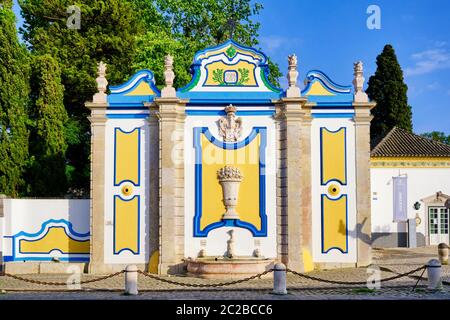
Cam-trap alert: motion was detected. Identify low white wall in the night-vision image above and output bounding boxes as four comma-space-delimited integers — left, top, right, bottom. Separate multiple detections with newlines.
370, 167, 450, 247
2, 199, 90, 262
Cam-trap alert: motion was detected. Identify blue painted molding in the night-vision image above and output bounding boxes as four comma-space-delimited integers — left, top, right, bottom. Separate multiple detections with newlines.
193, 126, 268, 237
5, 219, 90, 262
107, 114, 149, 119
113, 127, 141, 187
186, 110, 275, 116
312, 113, 354, 119
303, 70, 352, 94
320, 127, 347, 186
192, 39, 268, 64
113, 195, 141, 255
320, 194, 349, 254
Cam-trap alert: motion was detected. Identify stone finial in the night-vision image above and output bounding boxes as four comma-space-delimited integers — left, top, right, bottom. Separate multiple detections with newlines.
353, 61, 369, 103
218, 104, 242, 142
93, 61, 108, 104
286, 54, 301, 98
161, 54, 176, 97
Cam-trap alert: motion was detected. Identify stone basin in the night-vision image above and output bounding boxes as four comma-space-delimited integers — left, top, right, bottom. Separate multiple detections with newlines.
187, 257, 274, 279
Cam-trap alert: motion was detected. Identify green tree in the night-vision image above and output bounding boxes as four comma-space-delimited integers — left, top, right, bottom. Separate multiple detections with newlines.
20, 0, 143, 195
421, 131, 450, 145
0, 0, 30, 196
27, 54, 68, 196
133, 0, 282, 88
367, 44, 413, 146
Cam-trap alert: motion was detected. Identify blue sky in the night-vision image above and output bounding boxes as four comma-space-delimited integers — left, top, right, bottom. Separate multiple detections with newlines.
12, 1, 450, 134
254, 0, 450, 134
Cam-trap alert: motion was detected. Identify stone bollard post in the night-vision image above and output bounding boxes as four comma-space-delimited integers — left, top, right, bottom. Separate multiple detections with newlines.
438, 243, 449, 265
272, 263, 287, 295
426, 259, 442, 290
125, 265, 138, 295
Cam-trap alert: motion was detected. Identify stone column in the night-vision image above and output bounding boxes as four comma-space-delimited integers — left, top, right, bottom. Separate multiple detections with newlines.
354, 103, 375, 267
276, 97, 308, 272
299, 105, 313, 271
86, 61, 108, 274
353, 61, 376, 267
145, 103, 161, 272
85, 103, 107, 273
154, 98, 186, 275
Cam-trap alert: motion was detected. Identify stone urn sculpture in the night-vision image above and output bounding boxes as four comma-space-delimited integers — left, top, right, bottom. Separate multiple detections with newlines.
217, 166, 243, 220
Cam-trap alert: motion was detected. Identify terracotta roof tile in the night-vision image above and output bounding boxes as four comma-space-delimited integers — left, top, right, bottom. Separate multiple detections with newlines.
371, 127, 450, 157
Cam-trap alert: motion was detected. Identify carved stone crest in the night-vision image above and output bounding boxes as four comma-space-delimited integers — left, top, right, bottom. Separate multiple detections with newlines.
218, 104, 242, 142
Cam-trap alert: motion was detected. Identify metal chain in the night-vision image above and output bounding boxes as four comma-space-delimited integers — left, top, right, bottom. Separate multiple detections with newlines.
2, 264, 444, 288
285, 265, 427, 285
137, 269, 272, 288
3, 270, 125, 286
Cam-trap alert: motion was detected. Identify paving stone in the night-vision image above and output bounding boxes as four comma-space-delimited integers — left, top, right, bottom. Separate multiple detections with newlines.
0, 246, 449, 299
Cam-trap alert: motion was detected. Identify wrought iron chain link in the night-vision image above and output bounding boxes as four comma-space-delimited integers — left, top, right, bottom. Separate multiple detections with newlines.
2, 265, 446, 289
137, 269, 272, 288
3, 270, 125, 286
285, 265, 427, 285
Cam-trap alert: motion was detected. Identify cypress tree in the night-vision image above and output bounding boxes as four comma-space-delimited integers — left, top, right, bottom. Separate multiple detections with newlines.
0, 0, 30, 196
367, 44, 413, 146
27, 54, 68, 196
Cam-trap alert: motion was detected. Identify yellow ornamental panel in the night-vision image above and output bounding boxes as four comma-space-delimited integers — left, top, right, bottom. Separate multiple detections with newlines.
201, 135, 261, 230
20, 227, 90, 254
124, 81, 155, 96
205, 61, 257, 86
321, 127, 347, 185
305, 81, 335, 96
322, 195, 348, 253
114, 128, 140, 186
114, 196, 140, 254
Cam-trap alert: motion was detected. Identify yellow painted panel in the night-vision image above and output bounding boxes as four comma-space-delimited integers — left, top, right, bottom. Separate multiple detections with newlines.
306, 81, 335, 96
205, 61, 257, 86
321, 128, 346, 184
114, 196, 139, 253
322, 195, 347, 253
115, 129, 139, 185
20, 228, 89, 254
125, 81, 155, 96
302, 248, 314, 272
201, 135, 261, 230
148, 250, 159, 274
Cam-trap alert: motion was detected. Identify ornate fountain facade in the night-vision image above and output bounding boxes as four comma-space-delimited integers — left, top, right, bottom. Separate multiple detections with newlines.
84, 40, 375, 276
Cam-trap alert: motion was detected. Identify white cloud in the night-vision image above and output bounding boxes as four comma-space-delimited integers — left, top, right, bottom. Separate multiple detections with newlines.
405, 47, 450, 76
259, 35, 302, 55
426, 82, 441, 90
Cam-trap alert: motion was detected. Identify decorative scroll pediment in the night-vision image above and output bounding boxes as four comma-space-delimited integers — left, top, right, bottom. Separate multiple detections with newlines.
302, 70, 353, 106
108, 70, 160, 107
178, 40, 282, 103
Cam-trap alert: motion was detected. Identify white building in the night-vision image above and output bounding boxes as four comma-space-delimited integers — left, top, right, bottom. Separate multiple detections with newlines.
371, 127, 450, 247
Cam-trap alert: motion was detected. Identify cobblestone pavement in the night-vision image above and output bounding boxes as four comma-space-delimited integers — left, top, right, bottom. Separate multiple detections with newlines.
0, 246, 449, 300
